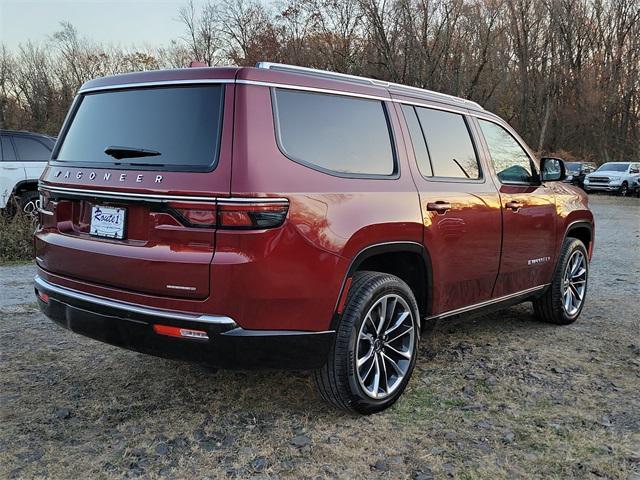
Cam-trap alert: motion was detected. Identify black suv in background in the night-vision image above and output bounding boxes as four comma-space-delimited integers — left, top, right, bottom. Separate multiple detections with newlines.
563, 161, 597, 189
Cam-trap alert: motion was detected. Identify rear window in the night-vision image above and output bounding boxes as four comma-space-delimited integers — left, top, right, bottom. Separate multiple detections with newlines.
55, 85, 224, 171
273, 89, 395, 176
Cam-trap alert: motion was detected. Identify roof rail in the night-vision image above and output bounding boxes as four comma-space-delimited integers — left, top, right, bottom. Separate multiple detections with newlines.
255, 62, 483, 110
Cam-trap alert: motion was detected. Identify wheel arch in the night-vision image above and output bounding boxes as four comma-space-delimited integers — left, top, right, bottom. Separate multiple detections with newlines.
330, 241, 432, 330
564, 220, 593, 259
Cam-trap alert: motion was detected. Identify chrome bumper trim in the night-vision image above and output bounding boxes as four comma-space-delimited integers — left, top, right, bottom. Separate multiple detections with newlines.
34, 275, 237, 326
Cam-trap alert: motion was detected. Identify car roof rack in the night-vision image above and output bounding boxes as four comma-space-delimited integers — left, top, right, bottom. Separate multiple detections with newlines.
255, 62, 483, 110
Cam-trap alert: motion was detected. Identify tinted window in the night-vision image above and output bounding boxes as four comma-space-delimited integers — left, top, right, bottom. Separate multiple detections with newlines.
56, 86, 224, 171
1, 136, 16, 161
415, 107, 480, 179
13, 136, 52, 161
401, 105, 432, 176
479, 120, 535, 183
273, 89, 395, 176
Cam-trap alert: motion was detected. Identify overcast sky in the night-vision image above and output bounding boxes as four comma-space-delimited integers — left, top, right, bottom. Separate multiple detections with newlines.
0, 0, 201, 51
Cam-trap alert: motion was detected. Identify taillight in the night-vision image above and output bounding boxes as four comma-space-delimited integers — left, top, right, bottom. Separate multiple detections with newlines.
168, 201, 218, 228
167, 198, 288, 230
217, 201, 289, 229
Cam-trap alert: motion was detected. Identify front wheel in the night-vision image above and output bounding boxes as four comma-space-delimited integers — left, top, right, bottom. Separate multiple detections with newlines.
618, 182, 629, 196
533, 238, 589, 325
313, 271, 420, 414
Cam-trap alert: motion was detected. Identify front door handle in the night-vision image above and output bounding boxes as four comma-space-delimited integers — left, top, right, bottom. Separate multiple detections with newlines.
505, 200, 523, 212
427, 201, 452, 215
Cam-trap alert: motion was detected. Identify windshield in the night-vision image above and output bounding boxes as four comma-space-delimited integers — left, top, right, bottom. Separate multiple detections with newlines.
596, 163, 628, 172
55, 85, 224, 171
565, 162, 581, 173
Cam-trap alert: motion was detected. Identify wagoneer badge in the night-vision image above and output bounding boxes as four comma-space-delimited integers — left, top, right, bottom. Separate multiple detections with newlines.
53, 170, 163, 184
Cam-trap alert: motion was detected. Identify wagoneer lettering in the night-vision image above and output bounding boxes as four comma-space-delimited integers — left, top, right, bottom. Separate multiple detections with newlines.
35, 62, 594, 414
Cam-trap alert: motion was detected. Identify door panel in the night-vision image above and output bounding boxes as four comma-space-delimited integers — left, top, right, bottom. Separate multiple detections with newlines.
395, 103, 501, 315
421, 189, 502, 313
474, 118, 557, 297
494, 185, 556, 296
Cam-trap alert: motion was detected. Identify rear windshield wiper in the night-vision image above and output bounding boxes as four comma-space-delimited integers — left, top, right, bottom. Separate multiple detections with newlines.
104, 145, 161, 160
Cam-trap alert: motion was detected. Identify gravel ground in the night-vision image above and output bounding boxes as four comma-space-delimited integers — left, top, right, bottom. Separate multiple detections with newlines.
1, 194, 639, 479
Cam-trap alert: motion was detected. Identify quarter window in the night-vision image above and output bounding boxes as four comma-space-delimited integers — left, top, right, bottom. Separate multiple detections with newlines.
479, 120, 536, 183
273, 89, 395, 176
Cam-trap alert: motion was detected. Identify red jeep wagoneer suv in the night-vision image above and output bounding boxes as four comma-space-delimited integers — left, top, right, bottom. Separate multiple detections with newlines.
35, 63, 594, 413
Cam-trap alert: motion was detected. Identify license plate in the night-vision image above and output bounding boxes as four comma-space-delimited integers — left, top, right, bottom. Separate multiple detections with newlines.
90, 205, 126, 239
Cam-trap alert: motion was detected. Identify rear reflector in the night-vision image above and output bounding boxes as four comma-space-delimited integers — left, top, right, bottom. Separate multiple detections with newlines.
153, 324, 209, 340
37, 291, 49, 303
167, 199, 289, 230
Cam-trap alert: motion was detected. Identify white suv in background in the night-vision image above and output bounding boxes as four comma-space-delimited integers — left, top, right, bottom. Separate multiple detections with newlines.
1, 130, 55, 215
583, 161, 640, 196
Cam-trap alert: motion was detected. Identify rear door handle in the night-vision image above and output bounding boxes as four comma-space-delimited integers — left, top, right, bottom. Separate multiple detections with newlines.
426, 201, 452, 215
505, 200, 523, 211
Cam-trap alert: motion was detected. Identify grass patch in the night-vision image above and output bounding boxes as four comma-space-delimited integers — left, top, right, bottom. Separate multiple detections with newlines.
0, 213, 36, 264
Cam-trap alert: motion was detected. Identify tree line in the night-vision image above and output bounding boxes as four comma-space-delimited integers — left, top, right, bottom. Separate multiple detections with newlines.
1, 0, 638, 162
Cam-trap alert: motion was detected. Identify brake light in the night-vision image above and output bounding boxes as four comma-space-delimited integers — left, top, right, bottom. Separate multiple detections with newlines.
167, 199, 288, 230
217, 201, 289, 229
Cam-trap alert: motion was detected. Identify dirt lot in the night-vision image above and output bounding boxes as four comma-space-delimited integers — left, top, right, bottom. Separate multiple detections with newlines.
1, 194, 639, 479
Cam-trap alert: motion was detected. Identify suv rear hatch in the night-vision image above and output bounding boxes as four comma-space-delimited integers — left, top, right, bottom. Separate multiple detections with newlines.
37, 78, 234, 300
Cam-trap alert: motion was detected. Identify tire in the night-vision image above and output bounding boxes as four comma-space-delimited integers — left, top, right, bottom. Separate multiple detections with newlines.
533, 238, 589, 325
18, 190, 40, 217
618, 182, 629, 196
313, 271, 420, 414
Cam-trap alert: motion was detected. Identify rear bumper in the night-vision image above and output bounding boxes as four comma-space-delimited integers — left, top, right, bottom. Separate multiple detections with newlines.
34, 276, 334, 369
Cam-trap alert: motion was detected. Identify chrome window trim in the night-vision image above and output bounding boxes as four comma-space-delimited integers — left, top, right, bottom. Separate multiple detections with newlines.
75, 77, 489, 120
427, 284, 550, 320
38, 184, 288, 204
34, 275, 237, 326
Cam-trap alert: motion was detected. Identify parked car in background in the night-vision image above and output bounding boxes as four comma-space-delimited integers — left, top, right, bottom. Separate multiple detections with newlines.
583, 162, 640, 196
1, 129, 55, 216
562, 161, 597, 189
34, 63, 594, 414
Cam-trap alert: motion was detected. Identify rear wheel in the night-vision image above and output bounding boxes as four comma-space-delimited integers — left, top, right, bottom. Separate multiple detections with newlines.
533, 238, 589, 325
313, 271, 420, 414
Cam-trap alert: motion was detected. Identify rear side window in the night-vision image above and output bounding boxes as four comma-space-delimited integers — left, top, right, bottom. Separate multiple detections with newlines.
273, 89, 395, 176
13, 136, 52, 161
55, 86, 224, 171
414, 107, 481, 179
479, 120, 535, 183
1, 136, 17, 161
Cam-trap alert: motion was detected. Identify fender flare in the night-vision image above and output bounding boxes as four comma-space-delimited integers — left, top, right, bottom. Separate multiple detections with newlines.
554, 220, 594, 272
329, 241, 433, 330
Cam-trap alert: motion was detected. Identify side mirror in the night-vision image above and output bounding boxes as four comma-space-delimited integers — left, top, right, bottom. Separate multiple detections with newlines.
540, 157, 566, 182
630, 168, 639, 174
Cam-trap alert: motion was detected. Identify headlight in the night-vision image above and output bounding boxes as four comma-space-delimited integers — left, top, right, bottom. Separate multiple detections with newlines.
566, 175, 574, 181
584, 178, 590, 183
609, 178, 622, 185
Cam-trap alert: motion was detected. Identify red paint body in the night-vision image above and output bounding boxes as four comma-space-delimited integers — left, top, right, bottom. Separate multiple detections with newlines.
35, 66, 594, 337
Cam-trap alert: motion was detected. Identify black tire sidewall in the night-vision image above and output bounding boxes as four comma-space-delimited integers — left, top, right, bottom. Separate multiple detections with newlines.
553, 239, 589, 322
342, 275, 420, 413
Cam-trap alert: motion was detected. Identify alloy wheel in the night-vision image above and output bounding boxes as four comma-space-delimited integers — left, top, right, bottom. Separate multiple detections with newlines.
22, 198, 40, 218
562, 250, 587, 316
355, 294, 415, 399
